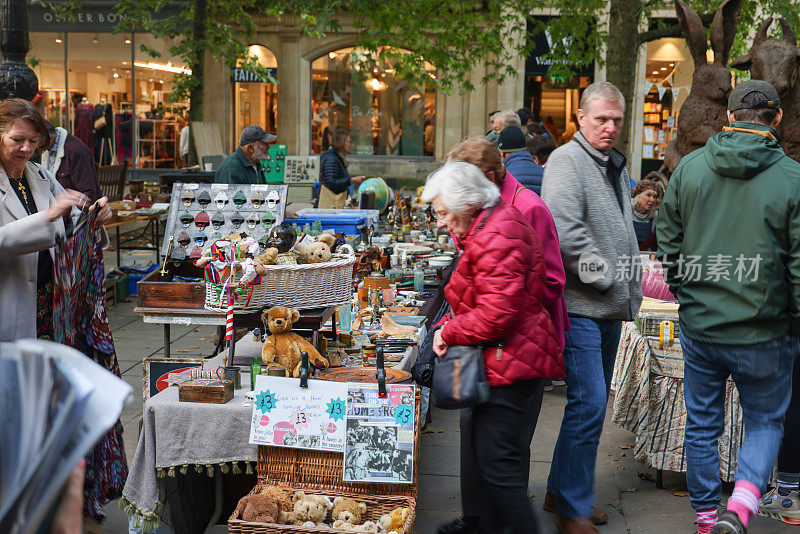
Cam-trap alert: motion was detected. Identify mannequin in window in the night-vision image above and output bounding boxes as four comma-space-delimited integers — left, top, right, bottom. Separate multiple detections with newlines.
93, 98, 114, 165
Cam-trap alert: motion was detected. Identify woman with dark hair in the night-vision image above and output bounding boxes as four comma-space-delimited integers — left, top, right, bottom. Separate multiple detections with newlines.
318, 128, 365, 208
0, 97, 110, 341
631, 180, 660, 251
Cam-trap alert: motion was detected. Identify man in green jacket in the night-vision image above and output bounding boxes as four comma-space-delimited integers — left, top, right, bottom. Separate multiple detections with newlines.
657, 80, 800, 534
214, 126, 275, 184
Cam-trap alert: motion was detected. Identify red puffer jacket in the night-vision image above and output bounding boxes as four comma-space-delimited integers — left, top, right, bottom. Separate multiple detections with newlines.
439, 202, 565, 385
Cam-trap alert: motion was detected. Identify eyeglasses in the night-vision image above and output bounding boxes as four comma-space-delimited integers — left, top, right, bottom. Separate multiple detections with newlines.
431, 209, 450, 221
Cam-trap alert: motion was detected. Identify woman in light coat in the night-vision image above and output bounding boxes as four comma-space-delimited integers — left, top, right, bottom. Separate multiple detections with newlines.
0, 98, 110, 341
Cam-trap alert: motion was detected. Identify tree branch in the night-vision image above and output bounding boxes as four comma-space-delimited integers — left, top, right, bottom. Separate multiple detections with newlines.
637, 12, 713, 43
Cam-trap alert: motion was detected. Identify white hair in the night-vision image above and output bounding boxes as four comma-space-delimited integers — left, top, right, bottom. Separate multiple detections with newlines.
580, 81, 625, 113
494, 110, 523, 131
421, 162, 500, 217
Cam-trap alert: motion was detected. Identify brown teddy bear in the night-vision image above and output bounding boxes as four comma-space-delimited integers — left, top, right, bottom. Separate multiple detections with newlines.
316, 232, 336, 251
331, 496, 367, 527
260, 484, 293, 514
306, 242, 332, 263
232, 492, 281, 524
261, 307, 329, 377
279, 490, 333, 526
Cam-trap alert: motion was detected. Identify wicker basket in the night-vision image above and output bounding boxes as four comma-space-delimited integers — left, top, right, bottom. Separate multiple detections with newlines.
255, 253, 356, 310
228, 391, 420, 534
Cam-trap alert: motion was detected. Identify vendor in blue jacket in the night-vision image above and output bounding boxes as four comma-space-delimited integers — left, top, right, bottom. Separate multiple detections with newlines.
318, 129, 365, 208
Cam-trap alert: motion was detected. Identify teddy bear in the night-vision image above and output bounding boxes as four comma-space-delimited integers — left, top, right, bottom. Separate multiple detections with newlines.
306, 242, 332, 263
259, 484, 293, 514
331, 496, 368, 527
316, 232, 337, 251
378, 507, 410, 534
261, 307, 329, 377
332, 519, 379, 532
254, 247, 279, 274
232, 492, 282, 524
279, 491, 333, 526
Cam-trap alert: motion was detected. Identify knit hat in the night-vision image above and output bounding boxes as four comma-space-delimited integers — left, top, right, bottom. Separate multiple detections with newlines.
497, 127, 527, 153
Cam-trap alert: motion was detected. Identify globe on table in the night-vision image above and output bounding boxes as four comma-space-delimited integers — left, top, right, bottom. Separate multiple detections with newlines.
357, 177, 392, 213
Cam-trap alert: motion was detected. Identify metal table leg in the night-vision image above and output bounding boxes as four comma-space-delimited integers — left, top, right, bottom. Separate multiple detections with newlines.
164, 324, 170, 358
656, 469, 663, 489
116, 225, 121, 267
153, 217, 159, 264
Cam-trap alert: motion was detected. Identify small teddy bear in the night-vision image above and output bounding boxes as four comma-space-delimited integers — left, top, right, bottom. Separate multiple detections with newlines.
331, 496, 368, 527
316, 232, 337, 251
261, 307, 329, 377
378, 507, 409, 534
306, 242, 332, 263
279, 491, 333, 526
232, 492, 282, 524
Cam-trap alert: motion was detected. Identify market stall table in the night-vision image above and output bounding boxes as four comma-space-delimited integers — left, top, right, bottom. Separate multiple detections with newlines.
611, 321, 744, 486
133, 306, 336, 359
105, 211, 165, 266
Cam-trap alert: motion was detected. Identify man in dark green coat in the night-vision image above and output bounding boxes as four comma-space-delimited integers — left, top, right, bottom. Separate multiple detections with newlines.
214, 126, 275, 184
657, 80, 800, 534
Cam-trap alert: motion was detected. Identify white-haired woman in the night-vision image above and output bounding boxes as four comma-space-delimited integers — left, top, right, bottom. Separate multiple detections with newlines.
426, 162, 563, 534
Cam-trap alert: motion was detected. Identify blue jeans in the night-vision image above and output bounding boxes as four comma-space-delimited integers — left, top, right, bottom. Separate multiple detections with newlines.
681, 332, 797, 511
547, 316, 622, 519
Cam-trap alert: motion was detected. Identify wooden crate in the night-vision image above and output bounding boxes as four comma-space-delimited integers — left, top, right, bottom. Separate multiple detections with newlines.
178, 379, 234, 404
228, 391, 420, 534
137, 262, 206, 309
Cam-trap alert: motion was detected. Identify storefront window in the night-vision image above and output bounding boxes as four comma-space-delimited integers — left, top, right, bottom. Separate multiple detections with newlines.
29, 30, 188, 168
642, 37, 693, 163
311, 47, 436, 157
233, 45, 278, 140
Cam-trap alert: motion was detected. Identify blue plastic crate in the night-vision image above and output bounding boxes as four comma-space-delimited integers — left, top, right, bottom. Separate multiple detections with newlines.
287, 215, 367, 235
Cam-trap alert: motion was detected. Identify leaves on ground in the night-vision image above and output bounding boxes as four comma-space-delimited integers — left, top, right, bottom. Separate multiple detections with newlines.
619, 444, 633, 450
627, 487, 638, 493
421, 426, 444, 434
637, 472, 655, 482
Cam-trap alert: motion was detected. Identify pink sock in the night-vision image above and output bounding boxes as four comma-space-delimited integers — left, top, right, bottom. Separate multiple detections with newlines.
696, 508, 717, 534
726, 480, 760, 528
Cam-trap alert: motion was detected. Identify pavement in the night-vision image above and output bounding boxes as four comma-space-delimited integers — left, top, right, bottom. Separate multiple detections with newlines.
95, 248, 797, 533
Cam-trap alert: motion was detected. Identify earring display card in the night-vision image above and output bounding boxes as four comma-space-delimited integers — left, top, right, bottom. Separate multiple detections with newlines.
161, 182, 289, 260
261, 144, 288, 183
283, 155, 320, 184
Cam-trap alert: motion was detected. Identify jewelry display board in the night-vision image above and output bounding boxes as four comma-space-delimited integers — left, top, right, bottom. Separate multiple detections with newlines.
160, 182, 289, 260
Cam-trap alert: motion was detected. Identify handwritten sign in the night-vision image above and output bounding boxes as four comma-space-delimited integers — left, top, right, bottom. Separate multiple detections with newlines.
249, 375, 348, 452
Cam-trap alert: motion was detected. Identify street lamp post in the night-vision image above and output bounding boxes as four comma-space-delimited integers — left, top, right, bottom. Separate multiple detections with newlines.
0, 0, 39, 100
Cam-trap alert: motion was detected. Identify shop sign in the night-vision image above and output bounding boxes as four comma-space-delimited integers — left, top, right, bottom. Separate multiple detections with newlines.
230, 67, 277, 83
525, 16, 594, 78
27, 1, 183, 32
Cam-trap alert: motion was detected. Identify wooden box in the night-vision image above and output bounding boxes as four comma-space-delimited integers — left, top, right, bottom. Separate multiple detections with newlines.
178, 379, 234, 404
137, 262, 206, 309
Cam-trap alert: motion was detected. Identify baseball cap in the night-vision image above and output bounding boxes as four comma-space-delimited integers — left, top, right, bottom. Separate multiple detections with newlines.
728, 80, 781, 111
239, 125, 277, 146
497, 126, 527, 153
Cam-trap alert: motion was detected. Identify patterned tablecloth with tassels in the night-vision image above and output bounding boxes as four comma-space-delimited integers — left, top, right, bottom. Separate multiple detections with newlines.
121, 385, 258, 531
611, 321, 744, 481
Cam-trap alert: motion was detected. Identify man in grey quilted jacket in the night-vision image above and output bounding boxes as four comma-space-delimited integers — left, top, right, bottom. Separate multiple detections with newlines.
540, 81, 643, 534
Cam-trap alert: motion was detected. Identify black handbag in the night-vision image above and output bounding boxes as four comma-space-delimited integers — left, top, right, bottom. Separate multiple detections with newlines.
430, 206, 498, 409
432, 344, 491, 409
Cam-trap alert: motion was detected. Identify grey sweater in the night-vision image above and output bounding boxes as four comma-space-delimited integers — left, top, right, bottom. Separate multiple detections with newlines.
540, 132, 642, 321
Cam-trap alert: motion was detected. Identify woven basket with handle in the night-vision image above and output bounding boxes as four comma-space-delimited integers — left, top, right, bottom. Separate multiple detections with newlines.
228, 390, 420, 533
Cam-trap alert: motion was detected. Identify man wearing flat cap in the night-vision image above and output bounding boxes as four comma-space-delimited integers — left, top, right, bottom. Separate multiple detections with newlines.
214, 125, 276, 184
658, 80, 800, 534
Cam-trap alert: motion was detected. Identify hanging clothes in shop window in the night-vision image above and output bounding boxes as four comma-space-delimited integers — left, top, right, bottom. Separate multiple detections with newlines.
72, 96, 95, 157
116, 111, 133, 164
53, 215, 128, 521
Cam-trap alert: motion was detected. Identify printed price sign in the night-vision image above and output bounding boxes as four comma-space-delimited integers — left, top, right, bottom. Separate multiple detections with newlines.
249, 375, 348, 452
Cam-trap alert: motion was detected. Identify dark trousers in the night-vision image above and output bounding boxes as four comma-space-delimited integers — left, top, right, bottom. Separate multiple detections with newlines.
460, 378, 546, 533
778, 355, 800, 473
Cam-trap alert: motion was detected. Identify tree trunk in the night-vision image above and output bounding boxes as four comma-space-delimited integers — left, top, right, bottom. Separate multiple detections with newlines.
605, 0, 641, 160
187, 0, 207, 166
